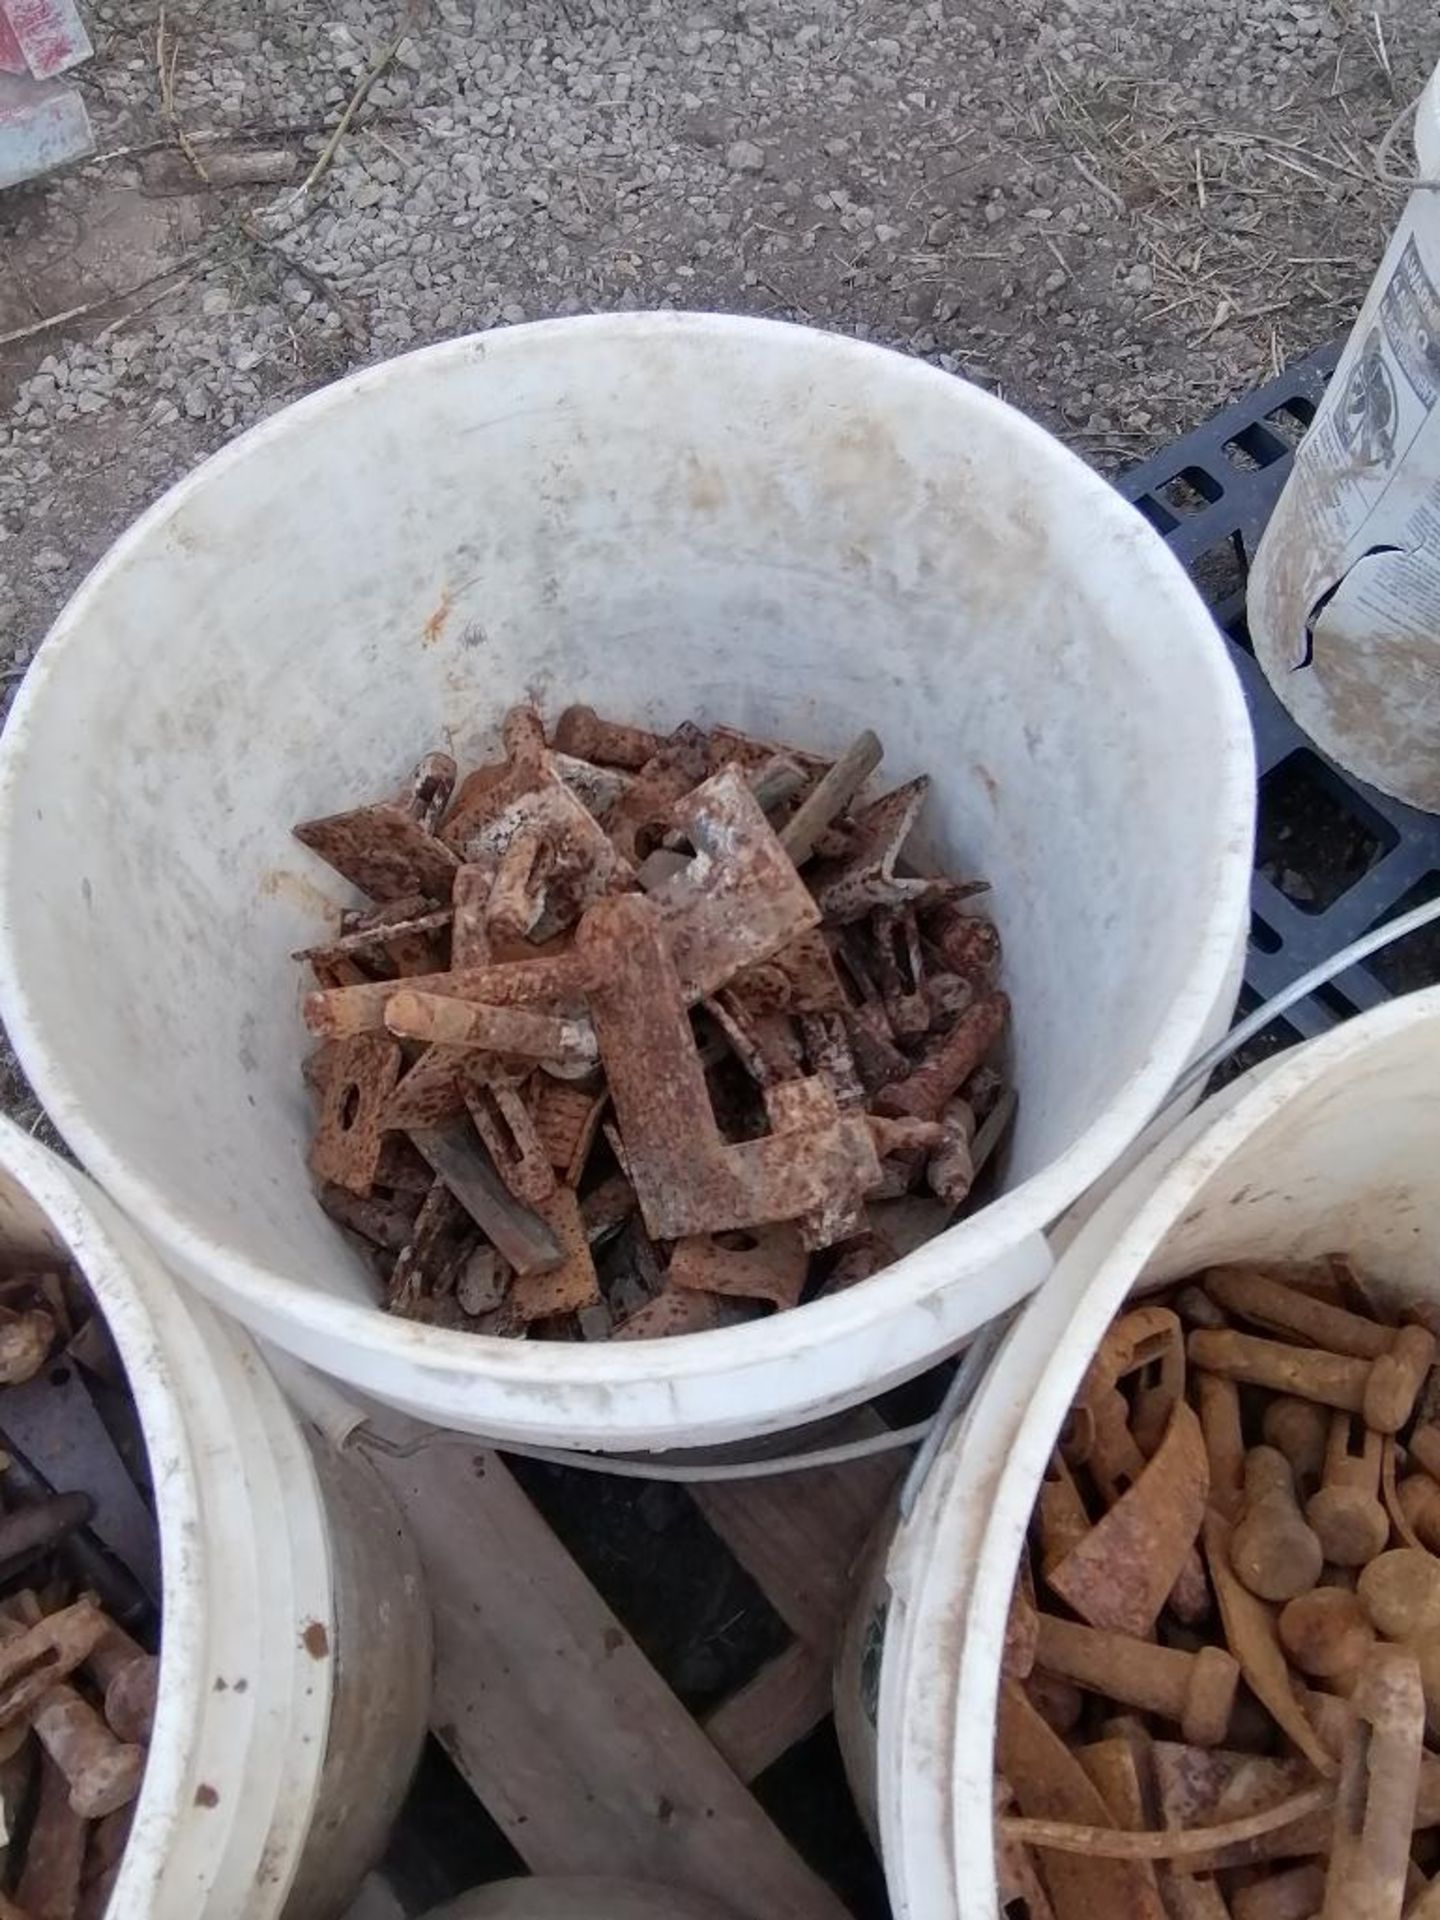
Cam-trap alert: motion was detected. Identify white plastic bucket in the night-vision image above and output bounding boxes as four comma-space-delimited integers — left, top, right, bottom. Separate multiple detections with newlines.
419, 1881, 742, 1920
874, 985, 1440, 1919
0, 311, 1254, 1450
0, 1116, 431, 1918
1249, 62, 1440, 810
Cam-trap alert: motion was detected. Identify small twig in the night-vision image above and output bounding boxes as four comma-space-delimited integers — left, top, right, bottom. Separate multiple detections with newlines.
0, 255, 205, 349
156, 5, 211, 185
301, 4, 419, 198
1194, 145, 1206, 210
1071, 150, 1126, 215
1374, 88, 1440, 191
94, 261, 205, 342
1371, 9, 1395, 98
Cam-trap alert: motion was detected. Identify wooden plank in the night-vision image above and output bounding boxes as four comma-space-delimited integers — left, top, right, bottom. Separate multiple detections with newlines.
703, 1637, 834, 1783
690, 1423, 901, 1645
374, 1446, 854, 1920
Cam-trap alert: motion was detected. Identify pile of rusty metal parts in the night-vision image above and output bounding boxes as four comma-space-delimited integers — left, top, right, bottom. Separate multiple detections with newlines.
295, 704, 1014, 1341
997, 1260, 1440, 1920
0, 1264, 160, 1920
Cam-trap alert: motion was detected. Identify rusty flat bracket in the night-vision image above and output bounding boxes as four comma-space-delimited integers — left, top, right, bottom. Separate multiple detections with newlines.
295, 754, 465, 903
509, 1186, 601, 1323
705, 724, 831, 782
528, 1078, 609, 1182
807, 777, 932, 923
465, 1080, 557, 1207
605, 722, 711, 863
668, 1225, 809, 1310
383, 1044, 475, 1129
307, 1032, 403, 1194
294, 801, 461, 904
612, 1289, 745, 1339
580, 893, 880, 1241
388, 1177, 471, 1315
1046, 1401, 1209, 1638
647, 767, 821, 1001
469, 780, 635, 943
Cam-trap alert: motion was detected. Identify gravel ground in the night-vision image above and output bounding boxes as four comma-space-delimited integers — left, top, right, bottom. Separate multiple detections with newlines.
0, 0, 1437, 1131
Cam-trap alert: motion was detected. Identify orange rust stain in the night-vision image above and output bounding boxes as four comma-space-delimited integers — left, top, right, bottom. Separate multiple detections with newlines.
258, 868, 343, 923
302, 1621, 331, 1660
423, 588, 455, 646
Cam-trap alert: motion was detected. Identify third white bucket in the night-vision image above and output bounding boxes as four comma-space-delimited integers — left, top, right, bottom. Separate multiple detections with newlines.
875, 986, 1440, 1918
0, 312, 1253, 1450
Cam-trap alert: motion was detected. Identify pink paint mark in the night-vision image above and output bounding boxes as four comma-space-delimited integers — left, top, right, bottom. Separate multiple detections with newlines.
0, 12, 27, 73
1, 0, 92, 81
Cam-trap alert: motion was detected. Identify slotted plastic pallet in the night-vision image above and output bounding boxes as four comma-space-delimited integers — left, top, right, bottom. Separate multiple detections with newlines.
1116, 345, 1440, 1041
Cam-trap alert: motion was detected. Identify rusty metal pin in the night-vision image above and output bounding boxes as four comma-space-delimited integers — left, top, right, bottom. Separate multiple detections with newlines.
1229, 1446, 1324, 1602
1278, 1586, 1376, 1684
87, 1619, 159, 1745
1030, 1611, 1239, 1746
1261, 1395, 1331, 1501
1396, 1473, 1440, 1552
1202, 1508, 1336, 1775
16, 1754, 87, 1920
0, 1602, 109, 1729
304, 951, 589, 1039
874, 991, 1009, 1123
922, 902, 1000, 982
1195, 1372, 1246, 1520
385, 989, 599, 1071
30, 1683, 145, 1820
1187, 1327, 1431, 1435
552, 705, 664, 770
1205, 1267, 1397, 1358
1321, 1645, 1424, 1920
1307, 1413, 1390, 1567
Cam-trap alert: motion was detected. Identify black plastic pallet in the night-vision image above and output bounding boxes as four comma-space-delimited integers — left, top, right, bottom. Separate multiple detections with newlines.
1115, 346, 1440, 1040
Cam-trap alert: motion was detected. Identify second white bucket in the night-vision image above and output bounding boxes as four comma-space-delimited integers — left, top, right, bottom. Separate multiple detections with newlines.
0, 1116, 431, 1918
874, 986, 1440, 1919
0, 312, 1253, 1450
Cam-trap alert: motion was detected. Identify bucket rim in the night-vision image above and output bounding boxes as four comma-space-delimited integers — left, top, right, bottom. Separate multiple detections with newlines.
0, 310, 1256, 1426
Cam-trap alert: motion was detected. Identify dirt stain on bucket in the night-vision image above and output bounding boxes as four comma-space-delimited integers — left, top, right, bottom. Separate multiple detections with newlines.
423, 588, 455, 646
302, 1621, 331, 1660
